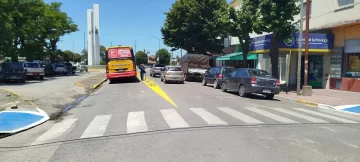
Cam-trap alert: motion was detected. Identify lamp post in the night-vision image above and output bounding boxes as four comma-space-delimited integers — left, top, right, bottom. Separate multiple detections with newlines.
297, 0, 304, 95
151, 36, 161, 52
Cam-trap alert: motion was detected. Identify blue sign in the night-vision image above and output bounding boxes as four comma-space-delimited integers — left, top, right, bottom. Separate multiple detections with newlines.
250, 33, 334, 51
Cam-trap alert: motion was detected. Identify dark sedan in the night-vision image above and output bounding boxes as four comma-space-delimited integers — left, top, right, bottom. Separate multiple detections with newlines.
202, 66, 237, 89
220, 68, 280, 99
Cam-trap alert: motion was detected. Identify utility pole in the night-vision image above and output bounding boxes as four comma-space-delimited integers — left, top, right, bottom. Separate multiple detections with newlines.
297, 0, 304, 95
73, 40, 75, 62
180, 49, 182, 63
302, 0, 312, 96
171, 50, 173, 65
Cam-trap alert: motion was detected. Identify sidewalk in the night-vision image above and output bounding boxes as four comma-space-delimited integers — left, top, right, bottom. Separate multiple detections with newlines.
277, 89, 360, 114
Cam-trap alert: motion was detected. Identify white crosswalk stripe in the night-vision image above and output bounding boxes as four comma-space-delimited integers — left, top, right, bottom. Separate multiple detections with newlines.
190, 108, 227, 125
31, 107, 358, 145
32, 118, 77, 145
80, 115, 112, 139
294, 108, 358, 123
160, 109, 190, 128
217, 107, 264, 124
127, 111, 148, 133
271, 108, 328, 123
244, 107, 298, 124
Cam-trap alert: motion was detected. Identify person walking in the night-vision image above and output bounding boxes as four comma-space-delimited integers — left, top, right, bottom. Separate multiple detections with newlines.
139, 64, 146, 81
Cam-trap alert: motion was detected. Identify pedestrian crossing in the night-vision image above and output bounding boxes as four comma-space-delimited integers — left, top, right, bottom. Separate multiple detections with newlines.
31, 107, 358, 145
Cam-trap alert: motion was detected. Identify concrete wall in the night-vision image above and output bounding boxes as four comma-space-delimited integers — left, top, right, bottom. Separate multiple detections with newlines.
294, 0, 360, 30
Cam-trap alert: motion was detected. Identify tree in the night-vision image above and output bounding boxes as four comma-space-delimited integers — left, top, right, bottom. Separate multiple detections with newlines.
255, 0, 300, 78
100, 45, 106, 60
81, 49, 88, 62
161, 0, 228, 54
135, 51, 148, 65
228, 0, 256, 68
155, 48, 171, 65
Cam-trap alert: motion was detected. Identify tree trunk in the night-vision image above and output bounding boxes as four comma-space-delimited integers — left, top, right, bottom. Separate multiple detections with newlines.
240, 41, 248, 68
270, 33, 280, 79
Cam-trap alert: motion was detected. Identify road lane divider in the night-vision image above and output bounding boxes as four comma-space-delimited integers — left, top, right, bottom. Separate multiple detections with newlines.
136, 71, 177, 107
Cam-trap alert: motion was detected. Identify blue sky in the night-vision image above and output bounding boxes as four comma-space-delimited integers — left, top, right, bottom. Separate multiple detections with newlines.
44, 0, 233, 57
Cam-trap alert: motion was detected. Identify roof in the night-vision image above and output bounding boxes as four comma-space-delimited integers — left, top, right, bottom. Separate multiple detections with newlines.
105, 46, 133, 50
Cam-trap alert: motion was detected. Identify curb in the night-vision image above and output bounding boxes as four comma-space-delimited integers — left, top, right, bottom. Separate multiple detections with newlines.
275, 95, 335, 110
93, 78, 108, 89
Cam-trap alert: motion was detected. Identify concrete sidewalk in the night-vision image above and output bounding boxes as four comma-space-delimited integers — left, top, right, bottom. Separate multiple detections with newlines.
75, 73, 107, 89
276, 89, 360, 114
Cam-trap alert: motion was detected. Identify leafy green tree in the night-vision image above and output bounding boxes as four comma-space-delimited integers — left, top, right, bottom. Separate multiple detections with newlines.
161, 0, 228, 54
228, 0, 257, 67
81, 49, 88, 62
100, 45, 106, 60
255, 0, 300, 78
155, 48, 171, 65
135, 51, 148, 65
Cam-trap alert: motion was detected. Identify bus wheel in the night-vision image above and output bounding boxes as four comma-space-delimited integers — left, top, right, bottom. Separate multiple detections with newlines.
109, 79, 114, 84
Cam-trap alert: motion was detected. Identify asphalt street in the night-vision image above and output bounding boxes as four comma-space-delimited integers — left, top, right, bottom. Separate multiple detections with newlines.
1, 71, 360, 162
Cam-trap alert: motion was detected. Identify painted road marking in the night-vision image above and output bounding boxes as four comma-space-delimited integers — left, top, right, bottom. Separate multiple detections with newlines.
190, 108, 227, 125
32, 118, 77, 145
294, 108, 358, 123
245, 107, 298, 124
80, 115, 112, 139
127, 111, 148, 133
160, 109, 189, 128
217, 107, 264, 124
271, 108, 328, 123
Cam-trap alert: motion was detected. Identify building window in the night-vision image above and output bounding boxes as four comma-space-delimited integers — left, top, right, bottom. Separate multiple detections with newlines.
338, 0, 354, 7
302, 1, 312, 18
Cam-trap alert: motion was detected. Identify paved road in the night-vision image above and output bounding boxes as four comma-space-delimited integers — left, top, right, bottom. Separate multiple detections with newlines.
1, 73, 360, 162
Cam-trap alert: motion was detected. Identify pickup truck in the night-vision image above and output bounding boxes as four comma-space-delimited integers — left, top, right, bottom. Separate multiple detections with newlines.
63, 62, 77, 75
22, 62, 45, 80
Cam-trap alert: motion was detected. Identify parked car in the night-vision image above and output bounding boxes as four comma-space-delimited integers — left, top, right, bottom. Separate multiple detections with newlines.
0, 62, 27, 83
150, 64, 165, 77
160, 66, 184, 84
202, 66, 237, 89
44, 64, 56, 76
77, 63, 88, 72
54, 64, 67, 75
63, 62, 76, 75
220, 68, 280, 99
22, 62, 45, 80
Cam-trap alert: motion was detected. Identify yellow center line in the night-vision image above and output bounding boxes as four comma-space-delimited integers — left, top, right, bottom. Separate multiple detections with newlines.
137, 71, 177, 107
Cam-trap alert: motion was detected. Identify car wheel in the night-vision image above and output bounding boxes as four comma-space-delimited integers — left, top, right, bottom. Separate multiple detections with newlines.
239, 85, 247, 97
201, 79, 207, 86
213, 80, 219, 89
220, 82, 227, 92
39, 76, 44, 80
266, 94, 274, 100
181, 81, 184, 84
164, 79, 167, 84
21, 79, 26, 83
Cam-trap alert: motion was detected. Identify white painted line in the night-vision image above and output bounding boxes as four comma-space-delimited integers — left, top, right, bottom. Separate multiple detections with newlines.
294, 108, 358, 123
190, 108, 227, 125
271, 108, 328, 123
217, 107, 264, 124
244, 107, 298, 124
160, 109, 189, 128
127, 111, 148, 133
80, 115, 112, 138
32, 118, 77, 145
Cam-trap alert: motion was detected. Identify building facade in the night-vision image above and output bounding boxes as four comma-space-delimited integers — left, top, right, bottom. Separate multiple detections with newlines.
228, 0, 360, 92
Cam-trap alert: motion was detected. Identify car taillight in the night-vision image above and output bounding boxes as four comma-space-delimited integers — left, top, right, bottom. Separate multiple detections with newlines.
218, 73, 223, 79
276, 80, 280, 86
106, 64, 109, 73
250, 77, 257, 84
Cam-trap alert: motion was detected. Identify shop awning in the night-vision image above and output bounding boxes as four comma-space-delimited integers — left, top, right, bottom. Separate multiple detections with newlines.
216, 52, 258, 61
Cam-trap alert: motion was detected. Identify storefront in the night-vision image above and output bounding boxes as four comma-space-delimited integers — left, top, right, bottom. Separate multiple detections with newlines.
216, 52, 258, 68
250, 33, 334, 88
330, 24, 360, 92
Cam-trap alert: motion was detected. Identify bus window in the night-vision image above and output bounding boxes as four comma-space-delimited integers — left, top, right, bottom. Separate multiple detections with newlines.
106, 46, 137, 81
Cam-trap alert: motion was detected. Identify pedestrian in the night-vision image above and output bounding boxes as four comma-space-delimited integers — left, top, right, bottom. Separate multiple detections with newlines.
140, 64, 146, 81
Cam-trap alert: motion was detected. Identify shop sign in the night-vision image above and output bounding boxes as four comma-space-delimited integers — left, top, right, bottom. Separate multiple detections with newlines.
250, 33, 334, 51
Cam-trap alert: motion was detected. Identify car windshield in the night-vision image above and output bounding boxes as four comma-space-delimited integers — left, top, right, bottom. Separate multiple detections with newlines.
248, 69, 271, 77
155, 64, 165, 67
2, 63, 22, 69
56, 64, 65, 67
168, 67, 182, 71
23, 62, 39, 68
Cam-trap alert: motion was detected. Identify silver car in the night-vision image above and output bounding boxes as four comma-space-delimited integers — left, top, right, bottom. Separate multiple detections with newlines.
160, 66, 184, 84
77, 63, 88, 72
150, 64, 165, 77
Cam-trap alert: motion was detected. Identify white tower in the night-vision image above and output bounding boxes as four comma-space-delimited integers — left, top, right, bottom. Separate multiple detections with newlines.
87, 9, 93, 65
93, 4, 100, 65
87, 4, 100, 65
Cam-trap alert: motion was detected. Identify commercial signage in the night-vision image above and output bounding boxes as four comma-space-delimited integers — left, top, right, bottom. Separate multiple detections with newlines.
250, 33, 334, 51
108, 48, 132, 58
